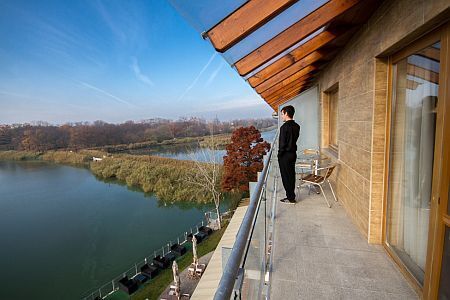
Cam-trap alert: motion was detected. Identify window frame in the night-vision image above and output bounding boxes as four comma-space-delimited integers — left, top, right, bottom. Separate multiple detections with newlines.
323, 83, 339, 155
382, 24, 450, 299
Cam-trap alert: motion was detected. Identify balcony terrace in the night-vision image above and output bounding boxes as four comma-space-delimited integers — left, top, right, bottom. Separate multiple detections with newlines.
170, 0, 450, 298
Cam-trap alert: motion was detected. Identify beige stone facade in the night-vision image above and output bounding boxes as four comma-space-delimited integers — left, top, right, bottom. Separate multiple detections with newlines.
316, 0, 450, 243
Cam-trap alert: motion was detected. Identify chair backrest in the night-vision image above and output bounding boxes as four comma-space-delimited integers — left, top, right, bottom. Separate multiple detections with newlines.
303, 148, 319, 155
325, 165, 336, 179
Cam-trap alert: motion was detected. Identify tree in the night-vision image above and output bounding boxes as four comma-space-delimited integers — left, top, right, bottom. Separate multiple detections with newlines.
222, 126, 270, 192
183, 128, 223, 229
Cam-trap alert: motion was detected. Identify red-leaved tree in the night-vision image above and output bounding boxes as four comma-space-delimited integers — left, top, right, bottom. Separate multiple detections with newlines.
222, 126, 270, 192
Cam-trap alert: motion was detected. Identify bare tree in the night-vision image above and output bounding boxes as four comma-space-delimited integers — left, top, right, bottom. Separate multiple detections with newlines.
183, 127, 223, 229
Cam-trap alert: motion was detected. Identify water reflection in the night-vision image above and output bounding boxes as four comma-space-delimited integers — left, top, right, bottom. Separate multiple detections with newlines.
0, 161, 221, 299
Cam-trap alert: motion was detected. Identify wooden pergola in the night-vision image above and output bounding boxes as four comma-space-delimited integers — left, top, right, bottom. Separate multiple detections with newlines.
202, 0, 383, 110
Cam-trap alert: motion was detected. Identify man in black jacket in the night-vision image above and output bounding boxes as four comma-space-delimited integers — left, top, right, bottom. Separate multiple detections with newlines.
278, 105, 300, 204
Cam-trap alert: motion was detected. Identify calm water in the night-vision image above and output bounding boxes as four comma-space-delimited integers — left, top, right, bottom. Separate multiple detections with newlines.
0, 161, 223, 300
123, 129, 277, 162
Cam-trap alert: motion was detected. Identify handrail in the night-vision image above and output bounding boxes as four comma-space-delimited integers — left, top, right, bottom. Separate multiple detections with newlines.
214, 130, 278, 300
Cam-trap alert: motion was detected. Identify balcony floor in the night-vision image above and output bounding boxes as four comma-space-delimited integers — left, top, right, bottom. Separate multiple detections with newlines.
270, 175, 418, 300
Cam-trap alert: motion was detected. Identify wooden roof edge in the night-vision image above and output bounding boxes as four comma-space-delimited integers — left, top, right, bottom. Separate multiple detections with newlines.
206, 0, 299, 53
235, 0, 362, 76
245, 25, 352, 81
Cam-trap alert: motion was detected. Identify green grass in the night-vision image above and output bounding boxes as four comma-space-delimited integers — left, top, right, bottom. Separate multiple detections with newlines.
122, 221, 229, 300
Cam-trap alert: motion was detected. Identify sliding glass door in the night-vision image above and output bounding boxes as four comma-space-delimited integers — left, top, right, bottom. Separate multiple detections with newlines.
386, 41, 440, 285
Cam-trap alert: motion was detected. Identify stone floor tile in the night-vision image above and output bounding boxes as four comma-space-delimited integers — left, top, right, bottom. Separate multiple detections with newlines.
385, 291, 419, 299
273, 239, 297, 260
297, 282, 338, 300
270, 279, 299, 300
336, 264, 379, 290
337, 287, 387, 300
299, 245, 334, 264
331, 248, 370, 267
271, 257, 298, 282
299, 261, 341, 287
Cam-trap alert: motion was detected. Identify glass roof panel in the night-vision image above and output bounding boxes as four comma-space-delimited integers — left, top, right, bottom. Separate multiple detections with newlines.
168, 0, 248, 34
221, 0, 329, 65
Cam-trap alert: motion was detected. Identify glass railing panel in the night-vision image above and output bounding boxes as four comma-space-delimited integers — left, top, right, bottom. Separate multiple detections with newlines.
234, 134, 279, 299
240, 184, 268, 299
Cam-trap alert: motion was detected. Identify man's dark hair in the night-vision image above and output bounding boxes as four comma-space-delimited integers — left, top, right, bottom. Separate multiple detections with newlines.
281, 105, 295, 118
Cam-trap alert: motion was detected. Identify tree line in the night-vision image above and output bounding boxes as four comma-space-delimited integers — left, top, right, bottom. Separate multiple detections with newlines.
0, 117, 276, 151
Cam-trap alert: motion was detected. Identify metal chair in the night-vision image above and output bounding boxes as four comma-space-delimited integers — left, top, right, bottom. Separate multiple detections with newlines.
298, 164, 338, 208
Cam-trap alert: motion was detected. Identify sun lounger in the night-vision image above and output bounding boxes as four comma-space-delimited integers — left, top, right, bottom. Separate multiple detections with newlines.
133, 273, 148, 285
198, 226, 213, 235
153, 255, 170, 269
195, 231, 208, 243
170, 243, 187, 256
140, 263, 159, 278
118, 275, 138, 295
165, 251, 177, 263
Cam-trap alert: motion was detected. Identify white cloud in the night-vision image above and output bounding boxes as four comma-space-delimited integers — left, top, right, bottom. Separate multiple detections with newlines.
131, 57, 154, 87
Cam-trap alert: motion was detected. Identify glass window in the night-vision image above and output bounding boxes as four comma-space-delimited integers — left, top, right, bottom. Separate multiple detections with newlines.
324, 85, 338, 151
328, 88, 338, 150
386, 42, 440, 285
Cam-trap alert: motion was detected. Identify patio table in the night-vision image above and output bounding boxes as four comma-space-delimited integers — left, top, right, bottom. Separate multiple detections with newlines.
296, 152, 329, 174
296, 151, 330, 194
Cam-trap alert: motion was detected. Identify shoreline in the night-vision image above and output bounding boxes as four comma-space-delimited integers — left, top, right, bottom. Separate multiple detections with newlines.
0, 150, 242, 205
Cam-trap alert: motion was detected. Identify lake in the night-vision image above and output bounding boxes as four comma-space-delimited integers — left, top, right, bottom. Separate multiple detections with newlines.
122, 129, 277, 162
0, 161, 225, 300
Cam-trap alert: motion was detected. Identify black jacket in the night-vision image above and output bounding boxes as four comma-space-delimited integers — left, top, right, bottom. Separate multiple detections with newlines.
278, 120, 300, 156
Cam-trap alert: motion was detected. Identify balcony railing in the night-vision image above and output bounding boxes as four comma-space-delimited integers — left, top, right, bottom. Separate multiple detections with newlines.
214, 130, 279, 300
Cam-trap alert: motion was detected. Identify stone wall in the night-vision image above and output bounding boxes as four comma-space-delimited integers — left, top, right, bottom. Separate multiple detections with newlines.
316, 0, 450, 243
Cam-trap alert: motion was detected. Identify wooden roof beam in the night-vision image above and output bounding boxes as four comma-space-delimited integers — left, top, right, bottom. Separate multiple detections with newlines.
235, 0, 362, 76
206, 0, 299, 52
406, 79, 421, 90
407, 64, 439, 84
265, 84, 307, 103
259, 71, 314, 96
268, 88, 307, 107
252, 50, 327, 91
256, 64, 317, 94
416, 47, 440, 62
261, 76, 312, 100
261, 76, 312, 99
248, 27, 347, 86
267, 84, 310, 104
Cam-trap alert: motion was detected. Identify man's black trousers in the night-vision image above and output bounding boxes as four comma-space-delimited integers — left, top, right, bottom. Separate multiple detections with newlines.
278, 152, 297, 200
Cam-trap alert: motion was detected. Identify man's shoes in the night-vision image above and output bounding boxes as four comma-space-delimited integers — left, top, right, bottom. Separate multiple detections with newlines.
280, 198, 296, 204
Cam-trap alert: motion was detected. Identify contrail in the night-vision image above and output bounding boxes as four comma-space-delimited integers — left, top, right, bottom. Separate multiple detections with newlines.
80, 81, 137, 107
205, 60, 224, 87
177, 52, 217, 101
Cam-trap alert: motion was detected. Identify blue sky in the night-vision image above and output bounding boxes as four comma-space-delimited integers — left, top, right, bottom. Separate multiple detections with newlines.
0, 0, 272, 124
